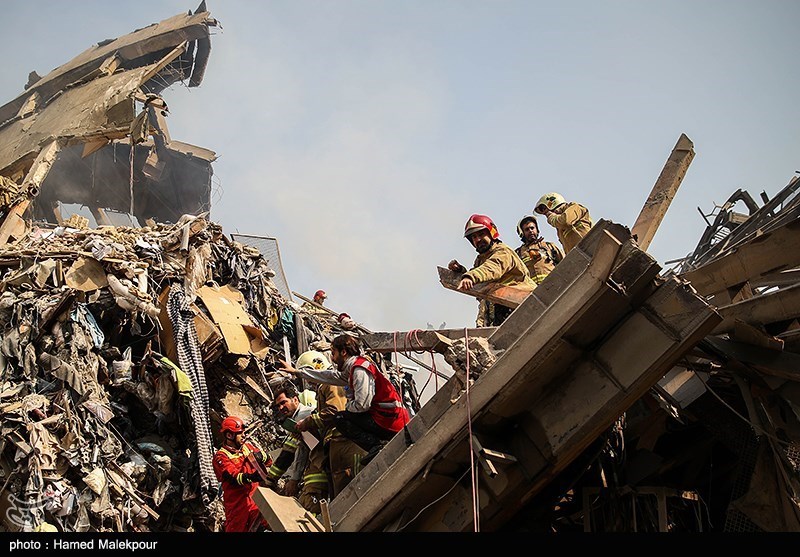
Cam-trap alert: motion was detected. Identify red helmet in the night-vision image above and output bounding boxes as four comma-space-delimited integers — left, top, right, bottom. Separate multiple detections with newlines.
313, 290, 326, 301
220, 416, 245, 435
464, 214, 499, 240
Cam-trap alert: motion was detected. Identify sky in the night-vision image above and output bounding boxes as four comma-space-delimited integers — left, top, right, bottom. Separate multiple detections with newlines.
1, 1, 799, 342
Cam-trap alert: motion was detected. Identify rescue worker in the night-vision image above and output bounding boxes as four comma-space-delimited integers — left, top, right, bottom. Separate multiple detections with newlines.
534, 192, 593, 254
265, 382, 315, 498
448, 214, 536, 327
302, 289, 328, 316
292, 350, 367, 512
515, 215, 564, 284
280, 334, 410, 465
212, 416, 272, 532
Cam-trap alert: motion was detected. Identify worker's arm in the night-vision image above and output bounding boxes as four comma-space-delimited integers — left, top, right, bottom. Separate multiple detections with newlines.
346, 366, 375, 413
547, 203, 588, 229
214, 451, 258, 485
300, 385, 347, 433
280, 360, 348, 386
463, 248, 513, 284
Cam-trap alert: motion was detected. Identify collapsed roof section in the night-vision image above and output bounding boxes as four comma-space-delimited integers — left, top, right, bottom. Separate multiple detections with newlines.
0, 2, 219, 236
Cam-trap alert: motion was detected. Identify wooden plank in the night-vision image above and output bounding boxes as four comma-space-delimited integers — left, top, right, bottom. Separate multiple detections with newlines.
361, 331, 453, 354
631, 133, 695, 251
438, 266, 532, 309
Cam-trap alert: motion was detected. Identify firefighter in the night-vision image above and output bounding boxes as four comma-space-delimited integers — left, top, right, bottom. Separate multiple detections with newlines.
265, 382, 315, 498
313, 290, 327, 305
534, 192, 594, 254
448, 213, 536, 327
212, 416, 271, 532
515, 215, 564, 284
280, 335, 410, 465
292, 350, 367, 512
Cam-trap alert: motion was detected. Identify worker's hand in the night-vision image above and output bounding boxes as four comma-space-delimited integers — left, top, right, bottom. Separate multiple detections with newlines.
448, 260, 467, 274
295, 417, 311, 433
244, 472, 262, 484
458, 277, 474, 291
277, 359, 298, 374
283, 479, 299, 497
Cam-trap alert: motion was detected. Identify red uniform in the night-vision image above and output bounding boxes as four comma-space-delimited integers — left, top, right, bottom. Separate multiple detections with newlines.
213, 442, 271, 532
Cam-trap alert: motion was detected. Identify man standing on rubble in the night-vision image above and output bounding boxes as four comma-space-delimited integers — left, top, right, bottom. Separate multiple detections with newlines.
534, 192, 594, 254
280, 334, 410, 464
213, 416, 272, 532
449, 214, 537, 326
265, 382, 315, 498
515, 215, 564, 285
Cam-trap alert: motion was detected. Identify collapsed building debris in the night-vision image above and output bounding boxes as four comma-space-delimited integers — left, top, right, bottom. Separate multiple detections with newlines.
0, 4, 421, 533
2, 2, 800, 535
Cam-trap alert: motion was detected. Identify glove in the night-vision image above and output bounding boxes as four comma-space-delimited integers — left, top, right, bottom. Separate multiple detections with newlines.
244, 472, 261, 484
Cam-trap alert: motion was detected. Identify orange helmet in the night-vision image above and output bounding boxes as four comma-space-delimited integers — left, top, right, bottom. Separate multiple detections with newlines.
464, 214, 499, 240
220, 416, 245, 435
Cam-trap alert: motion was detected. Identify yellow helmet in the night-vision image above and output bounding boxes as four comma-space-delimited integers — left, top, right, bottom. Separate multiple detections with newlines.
534, 192, 566, 214
296, 350, 332, 371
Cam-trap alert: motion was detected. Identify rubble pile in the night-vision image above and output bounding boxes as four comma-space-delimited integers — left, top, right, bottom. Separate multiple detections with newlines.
0, 215, 358, 532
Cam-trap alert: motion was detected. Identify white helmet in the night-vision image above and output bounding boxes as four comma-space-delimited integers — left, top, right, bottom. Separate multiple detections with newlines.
534, 192, 566, 214
296, 350, 332, 371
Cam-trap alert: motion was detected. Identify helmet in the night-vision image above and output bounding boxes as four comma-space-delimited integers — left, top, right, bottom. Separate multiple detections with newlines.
516, 215, 538, 239
464, 214, 499, 240
296, 350, 332, 371
220, 416, 245, 435
313, 290, 326, 301
534, 192, 566, 214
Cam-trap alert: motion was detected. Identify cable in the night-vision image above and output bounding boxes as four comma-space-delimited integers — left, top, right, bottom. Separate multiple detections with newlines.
695, 371, 791, 448
395, 467, 470, 532
464, 328, 480, 532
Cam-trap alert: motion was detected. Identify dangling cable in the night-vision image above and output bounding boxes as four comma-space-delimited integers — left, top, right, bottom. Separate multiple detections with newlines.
464, 327, 480, 532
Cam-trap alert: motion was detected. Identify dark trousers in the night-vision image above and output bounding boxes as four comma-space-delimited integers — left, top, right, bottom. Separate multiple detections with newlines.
334, 410, 395, 453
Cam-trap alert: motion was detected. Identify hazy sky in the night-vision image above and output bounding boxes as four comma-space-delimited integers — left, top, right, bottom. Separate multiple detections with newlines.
2, 1, 798, 337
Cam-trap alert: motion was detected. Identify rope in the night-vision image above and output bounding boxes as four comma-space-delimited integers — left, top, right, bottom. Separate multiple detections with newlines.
403, 329, 440, 396
464, 327, 480, 532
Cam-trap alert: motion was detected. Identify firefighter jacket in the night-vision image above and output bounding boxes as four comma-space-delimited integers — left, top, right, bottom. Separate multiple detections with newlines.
266, 402, 315, 485
515, 238, 564, 284
212, 441, 271, 532
465, 240, 537, 290
464, 240, 536, 328
299, 383, 349, 509
546, 202, 593, 254
307, 383, 349, 444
